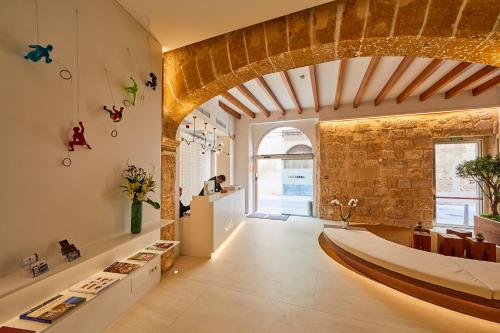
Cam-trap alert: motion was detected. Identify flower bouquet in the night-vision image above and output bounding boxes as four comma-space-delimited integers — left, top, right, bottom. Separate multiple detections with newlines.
330, 196, 358, 228
121, 164, 160, 233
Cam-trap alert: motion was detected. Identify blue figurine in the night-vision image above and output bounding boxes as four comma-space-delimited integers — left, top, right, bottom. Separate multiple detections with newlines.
25, 44, 53, 63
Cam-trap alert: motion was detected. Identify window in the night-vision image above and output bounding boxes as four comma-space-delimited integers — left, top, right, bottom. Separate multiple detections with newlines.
434, 141, 482, 226
179, 131, 211, 204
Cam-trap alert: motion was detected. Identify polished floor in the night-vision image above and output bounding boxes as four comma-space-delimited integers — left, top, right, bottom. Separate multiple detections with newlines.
104, 217, 500, 333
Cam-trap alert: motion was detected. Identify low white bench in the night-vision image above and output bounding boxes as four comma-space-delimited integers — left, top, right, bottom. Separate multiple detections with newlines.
320, 226, 500, 323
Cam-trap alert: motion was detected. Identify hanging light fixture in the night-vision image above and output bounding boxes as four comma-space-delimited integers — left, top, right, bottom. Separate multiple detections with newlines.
181, 115, 230, 155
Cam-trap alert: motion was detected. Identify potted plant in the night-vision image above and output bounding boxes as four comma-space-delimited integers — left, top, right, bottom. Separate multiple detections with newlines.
456, 154, 500, 243
331, 196, 358, 228
121, 164, 160, 234
475, 232, 485, 242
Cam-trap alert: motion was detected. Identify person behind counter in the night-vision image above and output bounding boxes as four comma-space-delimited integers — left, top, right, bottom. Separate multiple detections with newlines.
198, 174, 227, 195
179, 187, 191, 217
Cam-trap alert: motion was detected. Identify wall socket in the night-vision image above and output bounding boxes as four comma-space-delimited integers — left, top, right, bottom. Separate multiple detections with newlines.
22, 253, 38, 266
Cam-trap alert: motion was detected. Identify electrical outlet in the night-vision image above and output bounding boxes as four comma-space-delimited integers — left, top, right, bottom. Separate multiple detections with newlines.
22, 253, 38, 266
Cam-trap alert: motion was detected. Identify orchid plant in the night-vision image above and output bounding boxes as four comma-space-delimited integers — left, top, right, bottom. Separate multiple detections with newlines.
121, 164, 160, 209
330, 196, 358, 222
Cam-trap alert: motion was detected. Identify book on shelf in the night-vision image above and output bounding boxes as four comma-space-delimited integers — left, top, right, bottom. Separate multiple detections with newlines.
128, 252, 158, 262
0, 327, 36, 333
69, 274, 121, 295
145, 242, 174, 251
103, 262, 140, 274
19, 294, 86, 324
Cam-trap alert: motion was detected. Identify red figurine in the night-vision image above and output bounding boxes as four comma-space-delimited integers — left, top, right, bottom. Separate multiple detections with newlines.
68, 121, 91, 151
103, 105, 124, 122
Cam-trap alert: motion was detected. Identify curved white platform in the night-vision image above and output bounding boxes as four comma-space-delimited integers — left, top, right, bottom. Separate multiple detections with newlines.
320, 225, 500, 323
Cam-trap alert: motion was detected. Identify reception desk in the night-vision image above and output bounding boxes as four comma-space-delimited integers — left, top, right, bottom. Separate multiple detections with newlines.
180, 188, 245, 258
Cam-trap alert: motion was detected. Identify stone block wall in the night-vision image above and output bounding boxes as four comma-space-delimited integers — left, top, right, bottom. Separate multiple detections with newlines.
318, 109, 498, 227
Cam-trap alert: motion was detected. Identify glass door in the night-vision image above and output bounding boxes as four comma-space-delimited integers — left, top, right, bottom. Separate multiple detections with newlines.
434, 141, 482, 226
256, 157, 313, 216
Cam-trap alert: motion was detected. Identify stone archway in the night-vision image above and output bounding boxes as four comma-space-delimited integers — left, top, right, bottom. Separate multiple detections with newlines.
159, 0, 500, 270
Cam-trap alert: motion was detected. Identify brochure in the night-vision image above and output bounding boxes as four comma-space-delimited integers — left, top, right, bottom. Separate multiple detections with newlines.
19, 294, 86, 323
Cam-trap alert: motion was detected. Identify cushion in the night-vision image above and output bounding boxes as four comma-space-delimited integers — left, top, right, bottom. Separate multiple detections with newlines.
324, 228, 496, 299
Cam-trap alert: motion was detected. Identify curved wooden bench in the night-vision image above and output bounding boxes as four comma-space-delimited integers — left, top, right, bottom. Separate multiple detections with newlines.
319, 226, 500, 323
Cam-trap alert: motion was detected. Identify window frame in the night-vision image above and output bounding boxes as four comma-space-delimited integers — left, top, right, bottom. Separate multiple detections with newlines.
432, 138, 483, 228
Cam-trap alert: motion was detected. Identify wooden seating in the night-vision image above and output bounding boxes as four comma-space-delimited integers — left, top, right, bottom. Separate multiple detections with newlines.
446, 228, 472, 239
465, 237, 497, 262
437, 233, 464, 257
412, 231, 431, 251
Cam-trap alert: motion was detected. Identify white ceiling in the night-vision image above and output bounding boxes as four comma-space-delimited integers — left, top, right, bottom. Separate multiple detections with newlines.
116, 0, 331, 51
200, 57, 499, 116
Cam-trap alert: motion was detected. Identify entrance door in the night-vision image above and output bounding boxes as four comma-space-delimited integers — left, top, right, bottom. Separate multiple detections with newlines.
434, 141, 482, 226
257, 157, 313, 215
255, 127, 314, 216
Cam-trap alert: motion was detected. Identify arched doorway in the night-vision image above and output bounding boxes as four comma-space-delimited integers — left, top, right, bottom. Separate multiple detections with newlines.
256, 127, 314, 216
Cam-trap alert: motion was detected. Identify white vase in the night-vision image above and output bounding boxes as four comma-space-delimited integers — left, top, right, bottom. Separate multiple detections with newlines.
340, 220, 349, 228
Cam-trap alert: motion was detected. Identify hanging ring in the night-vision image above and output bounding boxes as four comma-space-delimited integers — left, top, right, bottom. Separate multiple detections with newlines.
123, 99, 131, 107
59, 69, 72, 80
111, 129, 118, 137
62, 157, 72, 167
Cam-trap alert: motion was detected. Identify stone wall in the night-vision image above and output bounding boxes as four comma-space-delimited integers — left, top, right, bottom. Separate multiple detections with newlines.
318, 109, 498, 227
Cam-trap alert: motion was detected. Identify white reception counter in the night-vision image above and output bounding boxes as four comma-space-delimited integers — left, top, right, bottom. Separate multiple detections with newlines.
180, 188, 245, 258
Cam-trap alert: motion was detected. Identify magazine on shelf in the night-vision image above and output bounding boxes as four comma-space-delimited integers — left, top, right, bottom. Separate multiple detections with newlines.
128, 252, 158, 262
19, 294, 86, 324
103, 261, 141, 274
0, 326, 36, 333
145, 242, 174, 251
69, 274, 121, 295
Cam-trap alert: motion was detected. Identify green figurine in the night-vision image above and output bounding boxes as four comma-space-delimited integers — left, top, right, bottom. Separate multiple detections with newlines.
124, 77, 138, 106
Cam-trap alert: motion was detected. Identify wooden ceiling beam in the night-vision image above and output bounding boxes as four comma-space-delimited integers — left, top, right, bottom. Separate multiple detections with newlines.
218, 100, 241, 119
309, 65, 319, 112
235, 84, 270, 117
334, 58, 347, 110
397, 59, 443, 104
353, 56, 381, 108
255, 77, 285, 115
445, 65, 498, 99
280, 71, 302, 114
374, 57, 414, 106
472, 74, 500, 96
420, 62, 471, 101
220, 92, 256, 118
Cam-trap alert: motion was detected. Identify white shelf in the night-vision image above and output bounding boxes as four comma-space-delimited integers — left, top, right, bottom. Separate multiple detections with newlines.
1, 239, 179, 333
0, 220, 173, 299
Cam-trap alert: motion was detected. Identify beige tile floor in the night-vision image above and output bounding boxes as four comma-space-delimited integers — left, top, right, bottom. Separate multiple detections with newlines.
104, 217, 500, 333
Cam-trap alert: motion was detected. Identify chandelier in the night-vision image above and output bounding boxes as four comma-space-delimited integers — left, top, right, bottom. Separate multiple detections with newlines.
181, 116, 230, 156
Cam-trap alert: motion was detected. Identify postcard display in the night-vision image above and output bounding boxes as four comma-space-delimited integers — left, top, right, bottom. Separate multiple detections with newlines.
0, 230, 179, 333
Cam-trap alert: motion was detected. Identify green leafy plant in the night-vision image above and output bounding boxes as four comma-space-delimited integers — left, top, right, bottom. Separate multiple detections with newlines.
121, 164, 160, 209
456, 154, 500, 218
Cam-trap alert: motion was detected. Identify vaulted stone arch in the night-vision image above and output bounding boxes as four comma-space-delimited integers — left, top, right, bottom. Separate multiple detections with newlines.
162, 0, 500, 140
159, 0, 500, 266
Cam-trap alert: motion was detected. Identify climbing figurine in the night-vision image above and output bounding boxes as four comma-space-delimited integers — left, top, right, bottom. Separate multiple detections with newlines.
25, 44, 53, 63
68, 121, 91, 151
103, 105, 124, 122
145, 72, 157, 90
124, 77, 138, 106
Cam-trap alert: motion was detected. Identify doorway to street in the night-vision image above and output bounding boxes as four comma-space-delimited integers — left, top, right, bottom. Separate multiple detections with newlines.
255, 127, 314, 216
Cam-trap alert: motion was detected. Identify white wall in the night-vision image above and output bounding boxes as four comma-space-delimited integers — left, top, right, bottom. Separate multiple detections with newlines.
0, 0, 162, 276
233, 108, 318, 213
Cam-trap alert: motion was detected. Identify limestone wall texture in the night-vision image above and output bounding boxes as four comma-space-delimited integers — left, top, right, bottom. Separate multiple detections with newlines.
318, 109, 499, 227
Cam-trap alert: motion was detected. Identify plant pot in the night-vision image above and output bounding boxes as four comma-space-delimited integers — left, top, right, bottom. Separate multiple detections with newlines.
474, 215, 500, 244
340, 220, 349, 228
131, 201, 143, 234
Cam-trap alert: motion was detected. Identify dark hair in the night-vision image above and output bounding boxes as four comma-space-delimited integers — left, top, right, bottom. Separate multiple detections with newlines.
217, 175, 226, 181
